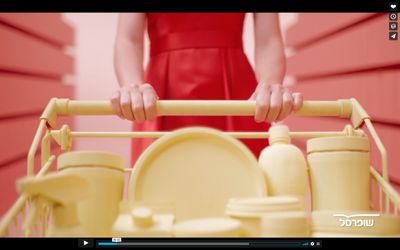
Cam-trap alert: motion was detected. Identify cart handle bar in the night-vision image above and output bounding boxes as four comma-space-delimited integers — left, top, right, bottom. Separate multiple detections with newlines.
51, 99, 352, 118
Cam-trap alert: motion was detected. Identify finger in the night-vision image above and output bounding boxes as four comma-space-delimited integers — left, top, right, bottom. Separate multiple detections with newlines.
292, 92, 304, 112
254, 86, 270, 122
142, 87, 158, 121
110, 91, 124, 119
120, 88, 134, 120
131, 89, 145, 123
142, 83, 160, 99
266, 84, 283, 122
276, 91, 293, 121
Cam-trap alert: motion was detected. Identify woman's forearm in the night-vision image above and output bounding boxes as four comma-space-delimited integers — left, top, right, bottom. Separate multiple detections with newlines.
114, 13, 146, 87
114, 37, 144, 87
251, 13, 302, 123
254, 37, 286, 85
253, 13, 286, 85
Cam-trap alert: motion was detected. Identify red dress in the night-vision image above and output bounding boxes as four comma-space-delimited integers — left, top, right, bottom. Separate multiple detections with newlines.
131, 13, 270, 165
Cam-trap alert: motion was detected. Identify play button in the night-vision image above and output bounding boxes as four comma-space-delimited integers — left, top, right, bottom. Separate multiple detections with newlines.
79, 239, 93, 248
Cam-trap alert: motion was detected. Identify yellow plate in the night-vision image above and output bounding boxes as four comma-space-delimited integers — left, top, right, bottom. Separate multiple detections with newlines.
128, 127, 266, 221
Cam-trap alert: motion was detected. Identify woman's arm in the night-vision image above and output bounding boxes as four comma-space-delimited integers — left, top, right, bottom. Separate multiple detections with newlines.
111, 13, 158, 122
250, 13, 303, 123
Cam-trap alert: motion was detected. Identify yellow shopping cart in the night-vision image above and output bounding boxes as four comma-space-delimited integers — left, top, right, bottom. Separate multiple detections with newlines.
0, 98, 399, 237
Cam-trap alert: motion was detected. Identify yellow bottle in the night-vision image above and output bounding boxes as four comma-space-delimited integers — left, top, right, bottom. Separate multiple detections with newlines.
258, 125, 308, 209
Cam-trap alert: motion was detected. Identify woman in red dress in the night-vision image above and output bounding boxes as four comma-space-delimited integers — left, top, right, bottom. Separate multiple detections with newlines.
110, 13, 303, 165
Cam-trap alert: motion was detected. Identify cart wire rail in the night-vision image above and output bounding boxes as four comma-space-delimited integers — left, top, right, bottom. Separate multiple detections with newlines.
0, 98, 399, 237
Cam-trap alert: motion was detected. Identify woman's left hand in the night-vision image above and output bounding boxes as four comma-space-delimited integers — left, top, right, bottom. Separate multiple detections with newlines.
249, 83, 303, 123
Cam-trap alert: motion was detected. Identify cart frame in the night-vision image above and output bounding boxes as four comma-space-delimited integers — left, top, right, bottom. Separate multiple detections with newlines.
0, 98, 399, 237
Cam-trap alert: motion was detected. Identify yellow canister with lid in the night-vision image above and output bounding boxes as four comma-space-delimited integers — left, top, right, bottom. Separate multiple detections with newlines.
172, 217, 242, 237
307, 136, 370, 211
261, 211, 310, 237
57, 151, 125, 236
312, 211, 400, 237
225, 196, 302, 237
112, 207, 175, 237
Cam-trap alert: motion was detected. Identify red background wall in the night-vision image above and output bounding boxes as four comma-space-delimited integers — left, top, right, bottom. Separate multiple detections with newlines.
284, 13, 400, 193
0, 14, 75, 215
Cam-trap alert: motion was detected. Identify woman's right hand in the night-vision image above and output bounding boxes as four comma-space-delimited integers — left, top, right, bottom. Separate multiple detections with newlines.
110, 83, 159, 122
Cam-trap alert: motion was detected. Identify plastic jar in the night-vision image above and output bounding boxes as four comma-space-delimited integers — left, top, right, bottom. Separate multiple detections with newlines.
57, 151, 125, 236
261, 211, 310, 237
172, 217, 242, 237
312, 210, 400, 237
307, 136, 370, 211
225, 196, 302, 237
112, 207, 175, 237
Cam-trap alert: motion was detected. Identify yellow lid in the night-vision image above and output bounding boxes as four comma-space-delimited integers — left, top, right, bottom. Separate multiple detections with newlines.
57, 151, 125, 171
226, 196, 302, 218
173, 217, 242, 237
307, 136, 370, 154
261, 211, 309, 231
131, 207, 154, 228
269, 125, 290, 145
312, 211, 400, 236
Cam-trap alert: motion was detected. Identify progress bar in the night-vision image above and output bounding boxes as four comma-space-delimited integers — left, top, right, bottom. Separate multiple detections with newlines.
99, 242, 249, 246
96, 240, 322, 248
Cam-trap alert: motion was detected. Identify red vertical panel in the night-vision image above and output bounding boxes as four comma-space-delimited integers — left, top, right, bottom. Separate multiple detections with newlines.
0, 13, 75, 219
0, 73, 74, 117
0, 24, 73, 76
287, 15, 400, 78
289, 70, 400, 124
286, 13, 375, 48
0, 117, 40, 166
0, 13, 74, 46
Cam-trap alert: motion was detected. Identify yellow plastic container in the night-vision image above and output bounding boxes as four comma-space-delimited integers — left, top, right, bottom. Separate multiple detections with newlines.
225, 196, 302, 237
307, 136, 370, 211
57, 151, 125, 236
112, 206, 175, 237
259, 125, 308, 209
312, 210, 400, 237
172, 217, 242, 237
261, 211, 310, 237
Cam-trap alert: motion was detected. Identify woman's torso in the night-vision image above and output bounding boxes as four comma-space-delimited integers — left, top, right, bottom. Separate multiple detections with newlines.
131, 13, 268, 163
